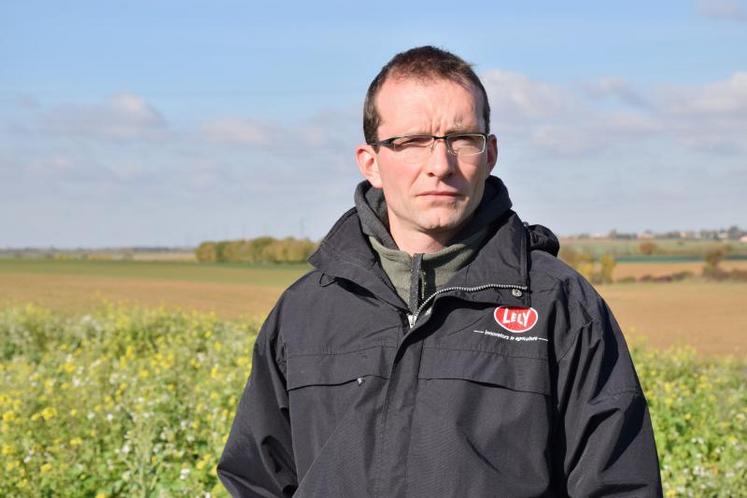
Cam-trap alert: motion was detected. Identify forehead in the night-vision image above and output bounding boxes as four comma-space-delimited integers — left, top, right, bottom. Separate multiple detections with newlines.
375, 76, 484, 134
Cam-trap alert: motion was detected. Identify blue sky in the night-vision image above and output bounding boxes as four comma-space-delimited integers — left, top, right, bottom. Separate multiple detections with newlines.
1, 0, 745, 247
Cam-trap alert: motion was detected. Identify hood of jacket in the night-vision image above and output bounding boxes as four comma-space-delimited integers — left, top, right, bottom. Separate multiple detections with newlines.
308, 176, 559, 311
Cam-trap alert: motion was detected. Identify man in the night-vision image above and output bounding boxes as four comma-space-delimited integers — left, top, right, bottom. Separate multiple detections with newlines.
218, 46, 662, 497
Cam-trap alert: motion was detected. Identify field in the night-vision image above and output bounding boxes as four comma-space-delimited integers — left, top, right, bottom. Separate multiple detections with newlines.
560, 237, 747, 259
1, 259, 745, 356
1, 258, 746, 496
0, 260, 307, 320
612, 260, 747, 280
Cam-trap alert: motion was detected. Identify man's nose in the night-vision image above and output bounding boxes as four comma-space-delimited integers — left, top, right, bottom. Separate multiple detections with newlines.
426, 139, 455, 178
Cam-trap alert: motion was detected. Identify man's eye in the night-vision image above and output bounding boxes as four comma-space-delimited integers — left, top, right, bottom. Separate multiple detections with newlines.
450, 135, 482, 150
394, 136, 432, 148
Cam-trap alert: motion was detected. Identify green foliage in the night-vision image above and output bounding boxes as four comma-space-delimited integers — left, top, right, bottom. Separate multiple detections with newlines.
195, 242, 217, 263
1, 306, 745, 496
632, 345, 747, 496
559, 248, 616, 285
598, 253, 616, 284
195, 237, 318, 264
702, 247, 747, 281
0, 304, 258, 497
639, 241, 658, 255
561, 238, 746, 261
704, 247, 727, 272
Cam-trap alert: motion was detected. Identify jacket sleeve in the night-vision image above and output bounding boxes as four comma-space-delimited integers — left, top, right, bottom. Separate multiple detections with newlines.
554, 298, 662, 497
217, 304, 298, 497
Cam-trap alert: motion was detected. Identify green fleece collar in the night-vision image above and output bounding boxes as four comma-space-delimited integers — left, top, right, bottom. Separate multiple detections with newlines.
368, 228, 489, 312
356, 176, 513, 313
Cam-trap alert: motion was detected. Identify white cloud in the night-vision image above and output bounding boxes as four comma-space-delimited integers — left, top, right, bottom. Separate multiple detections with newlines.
528, 125, 604, 157
481, 69, 747, 157
41, 93, 166, 141
662, 72, 747, 116
201, 118, 279, 145
584, 77, 650, 108
696, 0, 747, 21
481, 69, 572, 123
602, 112, 662, 135
200, 108, 360, 154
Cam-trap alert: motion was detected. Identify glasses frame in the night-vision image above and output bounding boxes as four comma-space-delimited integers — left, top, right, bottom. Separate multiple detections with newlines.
369, 132, 489, 157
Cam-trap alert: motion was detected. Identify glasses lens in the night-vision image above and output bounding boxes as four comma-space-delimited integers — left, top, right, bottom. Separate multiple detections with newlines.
390, 135, 434, 161
447, 134, 485, 156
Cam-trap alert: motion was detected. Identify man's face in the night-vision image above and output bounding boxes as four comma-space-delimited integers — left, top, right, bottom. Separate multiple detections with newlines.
356, 77, 497, 245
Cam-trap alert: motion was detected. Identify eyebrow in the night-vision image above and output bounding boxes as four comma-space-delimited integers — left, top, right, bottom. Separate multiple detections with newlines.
444, 126, 480, 135
399, 126, 480, 136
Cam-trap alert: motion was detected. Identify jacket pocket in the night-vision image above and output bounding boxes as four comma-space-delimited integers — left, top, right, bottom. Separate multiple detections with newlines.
286, 345, 392, 390
418, 346, 549, 396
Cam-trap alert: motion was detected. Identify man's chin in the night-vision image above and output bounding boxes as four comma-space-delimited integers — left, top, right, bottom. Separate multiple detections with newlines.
417, 212, 469, 234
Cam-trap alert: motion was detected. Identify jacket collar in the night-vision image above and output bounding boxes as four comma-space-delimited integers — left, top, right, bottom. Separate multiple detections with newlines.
308, 178, 559, 310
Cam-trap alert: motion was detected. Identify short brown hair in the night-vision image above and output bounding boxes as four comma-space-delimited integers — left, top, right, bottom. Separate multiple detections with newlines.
363, 46, 491, 144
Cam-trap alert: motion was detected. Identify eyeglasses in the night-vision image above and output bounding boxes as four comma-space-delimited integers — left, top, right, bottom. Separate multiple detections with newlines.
369, 132, 488, 161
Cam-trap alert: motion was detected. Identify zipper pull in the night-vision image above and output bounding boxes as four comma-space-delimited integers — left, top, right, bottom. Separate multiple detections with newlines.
407, 313, 416, 328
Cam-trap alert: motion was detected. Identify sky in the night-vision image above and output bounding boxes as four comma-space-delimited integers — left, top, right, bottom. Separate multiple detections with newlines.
1, 0, 745, 248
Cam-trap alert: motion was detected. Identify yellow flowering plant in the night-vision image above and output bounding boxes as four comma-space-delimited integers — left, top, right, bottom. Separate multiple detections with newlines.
0, 304, 745, 496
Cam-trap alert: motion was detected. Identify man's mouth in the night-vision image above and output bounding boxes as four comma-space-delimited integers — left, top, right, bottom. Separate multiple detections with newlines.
418, 191, 461, 197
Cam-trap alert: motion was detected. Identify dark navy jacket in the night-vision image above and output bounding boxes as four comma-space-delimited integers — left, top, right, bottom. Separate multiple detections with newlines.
218, 204, 662, 497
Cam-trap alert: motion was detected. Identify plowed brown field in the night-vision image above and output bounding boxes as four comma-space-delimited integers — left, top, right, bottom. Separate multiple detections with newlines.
1, 261, 745, 356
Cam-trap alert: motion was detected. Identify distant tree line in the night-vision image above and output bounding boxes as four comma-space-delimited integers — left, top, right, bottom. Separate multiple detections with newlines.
559, 247, 617, 285
195, 237, 318, 264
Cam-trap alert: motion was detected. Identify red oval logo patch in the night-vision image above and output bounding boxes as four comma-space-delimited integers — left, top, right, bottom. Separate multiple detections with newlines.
494, 306, 539, 333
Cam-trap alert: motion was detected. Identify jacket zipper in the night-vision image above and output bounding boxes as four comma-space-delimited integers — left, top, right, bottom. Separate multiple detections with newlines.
407, 283, 529, 328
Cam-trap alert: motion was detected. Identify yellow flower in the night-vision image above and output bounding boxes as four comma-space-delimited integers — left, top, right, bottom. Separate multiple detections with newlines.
41, 463, 53, 474
2, 411, 16, 423
70, 437, 83, 447
41, 406, 57, 421
138, 369, 150, 380
60, 361, 76, 374
2, 444, 14, 455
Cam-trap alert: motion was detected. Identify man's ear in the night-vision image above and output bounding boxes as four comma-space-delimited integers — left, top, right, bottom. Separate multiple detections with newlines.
486, 134, 498, 175
355, 144, 383, 188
